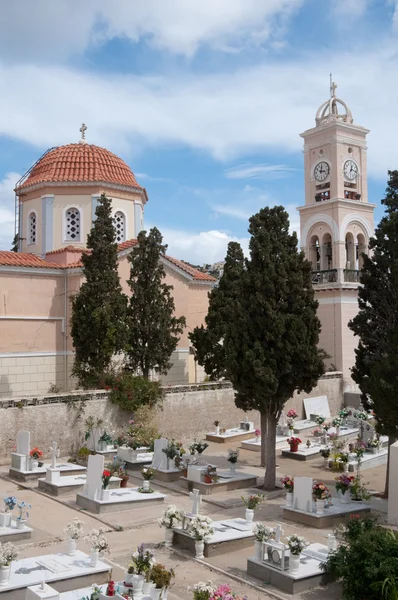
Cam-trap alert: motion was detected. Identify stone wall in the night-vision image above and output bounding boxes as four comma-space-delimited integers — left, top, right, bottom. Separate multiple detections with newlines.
0, 374, 343, 465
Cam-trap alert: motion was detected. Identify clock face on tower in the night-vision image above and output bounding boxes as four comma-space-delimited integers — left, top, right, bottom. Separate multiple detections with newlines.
344, 159, 358, 180
314, 161, 330, 182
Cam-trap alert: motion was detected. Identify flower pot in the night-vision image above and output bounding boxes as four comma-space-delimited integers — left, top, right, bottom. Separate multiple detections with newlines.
0, 565, 11, 586
316, 499, 325, 515
286, 492, 293, 508
0, 513, 11, 528
90, 548, 99, 567
245, 509, 254, 523
67, 537, 77, 556
340, 490, 350, 504
150, 588, 162, 600
124, 572, 134, 585
255, 436, 260, 443
254, 539, 263, 560
204, 475, 212, 484
229, 463, 236, 474
132, 574, 145, 598
165, 527, 174, 548
120, 477, 129, 488
143, 480, 150, 491
372, 447, 379, 454
289, 442, 299, 453
101, 488, 110, 501
195, 540, 205, 559
143, 581, 154, 595
289, 554, 301, 572
343, 463, 349, 473
16, 519, 26, 530
336, 427, 340, 437
31, 460, 39, 470
215, 426, 220, 435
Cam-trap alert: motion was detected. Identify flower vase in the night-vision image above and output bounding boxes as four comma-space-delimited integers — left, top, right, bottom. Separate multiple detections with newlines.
150, 588, 162, 600
215, 426, 220, 435
90, 548, 99, 567
120, 477, 128, 488
229, 463, 236, 474
124, 572, 134, 585
0, 565, 11, 586
143, 581, 154, 595
343, 463, 349, 473
336, 427, 340, 437
340, 490, 350, 504
165, 527, 174, 548
101, 488, 110, 501
143, 480, 150, 491
31, 459, 39, 470
67, 538, 77, 556
166, 457, 170, 470
286, 492, 293, 508
289, 554, 301, 572
132, 574, 145, 599
255, 436, 260, 443
372, 446, 379, 454
254, 540, 263, 560
289, 442, 299, 453
316, 499, 325, 515
16, 519, 26, 530
0, 513, 11, 528
245, 509, 254, 523
195, 540, 205, 559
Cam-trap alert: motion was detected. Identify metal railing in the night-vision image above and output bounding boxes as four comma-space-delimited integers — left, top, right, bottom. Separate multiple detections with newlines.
343, 269, 360, 282
311, 269, 338, 284
312, 269, 361, 285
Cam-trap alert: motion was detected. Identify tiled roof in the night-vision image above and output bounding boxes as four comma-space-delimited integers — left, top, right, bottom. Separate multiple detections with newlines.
16, 144, 142, 192
46, 245, 89, 255
0, 252, 60, 269
165, 255, 216, 281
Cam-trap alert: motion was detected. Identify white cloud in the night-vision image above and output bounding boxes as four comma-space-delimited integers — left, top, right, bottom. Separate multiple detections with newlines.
0, 173, 20, 250
0, 0, 304, 60
330, 0, 371, 18
225, 163, 297, 179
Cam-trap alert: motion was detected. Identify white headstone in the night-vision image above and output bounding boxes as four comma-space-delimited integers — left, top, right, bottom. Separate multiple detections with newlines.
273, 524, 284, 543
46, 468, 61, 483
187, 465, 206, 483
303, 396, 330, 420
84, 454, 104, 500
388, 441, 398, 525
189, 489, 202, 515
16, 430, 30, 455
293, 476, 313, 513
362, 422, 375, 444
151, 438, 168, 470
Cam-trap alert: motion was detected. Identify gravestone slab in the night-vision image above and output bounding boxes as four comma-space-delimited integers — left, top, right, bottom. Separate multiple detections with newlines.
303, 396, 330, 420
83, 454, 104, 500
151, 438, 168, 470
293, 477, 313, 513
16, 430, 30, 455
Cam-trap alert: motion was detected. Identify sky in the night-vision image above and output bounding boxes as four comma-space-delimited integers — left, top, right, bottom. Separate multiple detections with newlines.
0, 0, 397, 264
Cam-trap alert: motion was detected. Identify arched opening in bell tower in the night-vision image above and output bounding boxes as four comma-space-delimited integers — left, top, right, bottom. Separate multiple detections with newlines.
345, 232, 355, 269
357, 233, 367, 270
309, 235, 321, 270
321, 233, 333, 270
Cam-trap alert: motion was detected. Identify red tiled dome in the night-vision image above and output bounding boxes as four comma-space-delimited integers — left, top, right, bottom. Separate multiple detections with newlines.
16, 143, 141, 192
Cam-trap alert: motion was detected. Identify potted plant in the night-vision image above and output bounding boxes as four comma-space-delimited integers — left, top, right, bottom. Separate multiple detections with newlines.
126, 544, 155, 595
98, 431, 113, 452
286, 535, 309, 572
320, 447, 330, 468
64, 518, 84, 556
227, 449, 239, 473
158, 505, 184, 547
187, 516, 214, 559
29, 447, 42, 470
117, 466, 130, 488
314, 415, 326, 426
214, 420, 220, 435
76, 446, 92, 466
254, 523, 275, 560
335, 474, 355, 504
241, 494, 264, 523
162, 440, 180, 470
287, 408, 298, 431
101, 469, 112, 501
141, 467, 155, 491
339, 451, 350, 472
150, 563, 175, 600
280, 476, 294, 507
254, 428, 261, 443
332, 417, 342, 436
0, 542, 18, 585
0, 496, 16, 528
350, 476, 370, 502
286, 436, 302, 453
84, 528, 109, 567
312, 481, 330, 515
192, 581, 217, 600
16, 501, 31, 529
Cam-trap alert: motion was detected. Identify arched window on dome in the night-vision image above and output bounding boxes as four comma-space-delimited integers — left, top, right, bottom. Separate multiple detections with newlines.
28, 211, 37, 245
114, 211, 126, 243
65, 207, 81, 242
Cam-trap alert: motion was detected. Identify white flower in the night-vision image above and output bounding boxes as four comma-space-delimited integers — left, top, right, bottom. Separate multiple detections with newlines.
187, 516, 214, 541
0, 542, 18, 566
64, 518, 84, 540
158, 505, 185, 529
254, 523, 275, 542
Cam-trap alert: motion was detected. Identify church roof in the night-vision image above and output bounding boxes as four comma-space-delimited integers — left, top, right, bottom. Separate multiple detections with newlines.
15, 143, 143, 193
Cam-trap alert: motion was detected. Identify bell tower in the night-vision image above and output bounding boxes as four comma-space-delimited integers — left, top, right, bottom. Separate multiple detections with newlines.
298, 79, 376, 385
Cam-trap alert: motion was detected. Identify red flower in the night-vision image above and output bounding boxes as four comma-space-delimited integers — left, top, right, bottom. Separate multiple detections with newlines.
103, 470, 111, 477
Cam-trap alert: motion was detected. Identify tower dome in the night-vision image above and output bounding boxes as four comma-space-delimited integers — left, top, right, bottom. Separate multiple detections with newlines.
315, 79, 353, 127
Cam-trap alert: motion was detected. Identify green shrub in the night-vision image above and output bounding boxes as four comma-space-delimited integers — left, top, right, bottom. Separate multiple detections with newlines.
107, 372, 164, 413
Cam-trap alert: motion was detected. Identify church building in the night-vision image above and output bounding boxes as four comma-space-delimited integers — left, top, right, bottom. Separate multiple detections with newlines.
0, 128, 214, 397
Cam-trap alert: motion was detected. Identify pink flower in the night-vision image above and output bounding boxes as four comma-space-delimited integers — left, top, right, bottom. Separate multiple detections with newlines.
255, 429, 261, 437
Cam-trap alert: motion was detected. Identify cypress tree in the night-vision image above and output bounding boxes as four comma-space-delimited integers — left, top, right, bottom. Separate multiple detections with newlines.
189, 242, 244, 379
70, 193, 127, 387
224, 207, 324, 489
126, 227, 186, 379
11, 234, 19, 252
349, 170, 398, 497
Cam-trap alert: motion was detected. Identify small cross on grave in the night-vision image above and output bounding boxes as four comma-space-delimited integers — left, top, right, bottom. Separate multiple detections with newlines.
273, 524, 284, 543
49, 441, 60, 469
189, 489, 202, 516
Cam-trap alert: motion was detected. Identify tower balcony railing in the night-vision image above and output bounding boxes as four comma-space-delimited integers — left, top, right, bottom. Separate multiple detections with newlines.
312, 269, 361, 285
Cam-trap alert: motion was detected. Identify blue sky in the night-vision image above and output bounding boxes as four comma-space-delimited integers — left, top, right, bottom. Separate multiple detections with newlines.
0, 0, 397, 263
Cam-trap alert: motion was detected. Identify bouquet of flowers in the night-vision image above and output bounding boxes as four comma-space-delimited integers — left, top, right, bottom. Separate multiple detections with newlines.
320, 447, 330, 459
335, 474, 355, 494
286, 535, 309, 556
141, 466, 155, 480
314, 415, 326, 426
64, 518, 84, 539
29, 447, 42, 460
286, 436, 302, 446
99, 431, 113, 445
332, 417, 342, 427
214, 421, 220, 427
189, 441, 209, 455
3, 496, 16, 513
241, 494, 264, 509
187, 516, 214, 541
312, 481, 330, 500
254, 428, 261, 437
254, 523, 275, 542
287, 409, 298, 420
208, 584, 246, 599
354, 410, 370, 421
101, 469, 112, 490
84, 529, 109, 554
158, 505, 184, 529
227, 449, 239, 464
312, 428, 322, 437
17, 501, 31, 521
128, 544, 155, 575
0, 542, 18, 566
339, 408, 350, 419
150, 563, 175, 590
191, 581, 217, 600
339, 451, 349, 464
323, 423, 331, 432
369, 438, 381, 448
280, 476, 294, 492
163, 440, 181, 459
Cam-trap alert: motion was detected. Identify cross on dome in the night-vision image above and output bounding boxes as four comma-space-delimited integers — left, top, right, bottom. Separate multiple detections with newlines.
79, 123, 87, 144
330, 73, 337, 98
315, 77, 353, 126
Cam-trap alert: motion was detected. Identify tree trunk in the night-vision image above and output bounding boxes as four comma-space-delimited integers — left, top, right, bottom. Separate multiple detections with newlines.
263, 413, 277, 490
142, 365, 150, 379
384, 437, 397, 498
260, 412, 267, 468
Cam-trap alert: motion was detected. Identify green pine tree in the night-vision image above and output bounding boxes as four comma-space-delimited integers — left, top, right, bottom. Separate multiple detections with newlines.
349, 170, 398, 497
224, 207, 324, 489
126, 227, 186, 379
11, 234, 19, 252
189, 242, 244, 379
70, 193, 127, 388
